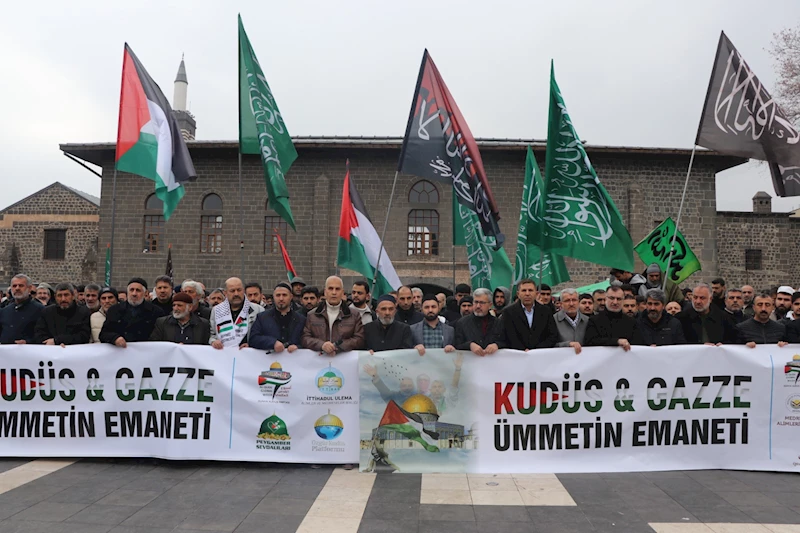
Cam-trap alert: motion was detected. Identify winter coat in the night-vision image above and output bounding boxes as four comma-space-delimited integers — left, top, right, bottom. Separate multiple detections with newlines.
150, 314, 211, 345
499, 301, 559, 350
363, 321, 413, 352
249, 308, 306, 351
99, 301, 165, 344
454, 313, 502, 350
33, 303, 92, 345
0, 297, 43, 344
637, 311, 686, 346
554, 310, 590, 347
585, 310, 643, 347
395, 307, 424, 325
208, 302, 264, 346
410, 321, 455, 347
677, 306, 738, 345
736, 318, 786, 345
90, 309, 106, 343
301, 302, 365, 352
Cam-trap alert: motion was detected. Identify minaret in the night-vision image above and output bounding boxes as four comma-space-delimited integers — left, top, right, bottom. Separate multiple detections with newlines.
172, 55, 196, 141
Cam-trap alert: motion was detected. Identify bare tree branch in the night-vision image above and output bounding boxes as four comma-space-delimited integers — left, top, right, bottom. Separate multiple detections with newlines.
769, 27, 800, 125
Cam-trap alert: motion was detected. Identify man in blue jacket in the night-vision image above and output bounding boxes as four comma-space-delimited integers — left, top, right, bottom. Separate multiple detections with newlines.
0, 274, 43, 344
249, 282, 306, 353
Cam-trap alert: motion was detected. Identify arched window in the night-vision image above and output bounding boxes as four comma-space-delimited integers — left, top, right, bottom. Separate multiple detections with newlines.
200, 193, 222, 254
409, 180, 439, 204
265, 198, 289, 254
143, 194, 164, 253
407, 209, 439, 256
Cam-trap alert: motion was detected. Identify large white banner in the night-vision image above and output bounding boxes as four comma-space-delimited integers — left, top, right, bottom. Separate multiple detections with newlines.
358, 345, 800, 474
0, 344, 359, 463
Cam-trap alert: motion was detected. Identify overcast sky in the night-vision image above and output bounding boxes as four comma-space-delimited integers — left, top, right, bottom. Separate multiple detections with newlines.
2, 0, 799, 212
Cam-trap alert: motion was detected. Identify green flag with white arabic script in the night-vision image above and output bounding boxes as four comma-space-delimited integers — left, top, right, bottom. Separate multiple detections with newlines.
238, 15, 298, 230
514, 146, 570, 288
453, 195, 513, 290
634, 217, 701, 284
542, 62, 633, 271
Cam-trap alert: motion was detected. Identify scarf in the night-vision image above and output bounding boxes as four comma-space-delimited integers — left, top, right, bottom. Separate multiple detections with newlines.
213, 298, 251, 347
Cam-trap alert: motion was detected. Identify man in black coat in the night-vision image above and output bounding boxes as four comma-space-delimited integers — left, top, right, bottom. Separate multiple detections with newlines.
454, 288, 502, 356
676, 284, 738, 345
499, 279, 559, 350
149, 292, 210, 345
249, 283, 306, 352
395, 286, 424, 325
0, 274, 43, 344
33, 282, 91, 345
100, 278, 165, 347
637, 289, 685, 346
737, 292, 788, 347
364, 295, 413, 353
585, 285, 643, 350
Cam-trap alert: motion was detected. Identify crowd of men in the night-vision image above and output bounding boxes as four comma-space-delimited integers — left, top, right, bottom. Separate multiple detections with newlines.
0, 262, 797, 354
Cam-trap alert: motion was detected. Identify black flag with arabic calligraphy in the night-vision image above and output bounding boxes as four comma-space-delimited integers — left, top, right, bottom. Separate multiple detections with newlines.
398, 49, 504, 246
696, 31, 800, 197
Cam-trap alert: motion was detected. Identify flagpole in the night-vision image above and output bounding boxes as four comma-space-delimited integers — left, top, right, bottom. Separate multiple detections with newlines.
239, 152, 244, 281
451, 243, 456, 291
663, 145, 697, 283
371, 170, 400, 295
109, 167, 118, 285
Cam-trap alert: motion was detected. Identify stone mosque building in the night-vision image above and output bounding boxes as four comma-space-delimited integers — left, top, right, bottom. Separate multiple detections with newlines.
44, 59, 800, 293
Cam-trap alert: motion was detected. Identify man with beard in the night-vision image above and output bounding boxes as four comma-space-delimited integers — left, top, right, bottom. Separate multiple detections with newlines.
35, 283, 53, 307
622, 294, 638, 318
584, 286, 642, 350
710, 278, 727, 311
249, 283, 306, 352
459, 296, 474, 317
455, 288, 502, 356
579, 293, 594, 316
300, 286, 320, 316
182, 280, 211, 320
592, 289, 606, 314
554, 289, 589, 354
83, 284, 101, 314
638, 263, 683, 304
536, 284, 554, 311
411, 287, 423, 311
454, 283, 471, 304
771, 286, 794, 322
100, 278, 165, 346
741, 285, 755, 317
208, 288, 225, 307
500, 279, 559, 350
412, 295, 455, 355
210, 277, 265, 349
349, 281, 375, 325
290, 277, 306, 304
676, 284, 737, 345
395, 286, 424, 325
75, 285, 85, 306
637, 289, 685, 346
0, 275, 44, 344
91, 287, 117, 343
33, 282, 91, 345
737, 292, 788, 347
493, 286, 510, 316
724, 289, 747, 325
363, 295, 413, 353
245, 282, 264, 306
149, 292, 210, 344
302, 276, 365, 354
151, 276, 174, 315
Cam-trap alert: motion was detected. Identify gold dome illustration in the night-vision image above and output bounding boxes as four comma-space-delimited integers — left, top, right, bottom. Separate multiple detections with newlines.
314, 411, 344, 429
270, 362, 283, 370
402, 394, 438, 417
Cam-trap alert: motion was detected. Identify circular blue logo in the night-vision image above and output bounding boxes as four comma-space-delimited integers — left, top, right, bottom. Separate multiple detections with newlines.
315, 364, 344, 395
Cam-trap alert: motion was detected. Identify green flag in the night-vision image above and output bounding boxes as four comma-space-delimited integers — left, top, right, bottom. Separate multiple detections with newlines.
238, 15, 298, 230
514, 146, 570, 288
542, 62, 633, 271
104, 244, 111, 286
634, 217, 701, 284
453, 195, 513, 290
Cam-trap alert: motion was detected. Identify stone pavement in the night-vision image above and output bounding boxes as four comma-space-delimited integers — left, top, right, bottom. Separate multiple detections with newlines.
0, 458, 799, 532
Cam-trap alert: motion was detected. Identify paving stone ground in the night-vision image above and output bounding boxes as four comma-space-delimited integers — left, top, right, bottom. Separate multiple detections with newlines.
0, 458, 798, 532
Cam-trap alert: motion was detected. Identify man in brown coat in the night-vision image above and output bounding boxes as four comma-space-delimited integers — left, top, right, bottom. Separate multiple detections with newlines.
301, 276, 365, 355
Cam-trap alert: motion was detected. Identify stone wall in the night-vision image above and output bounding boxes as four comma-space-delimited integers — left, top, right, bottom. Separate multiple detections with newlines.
0, 183, 99, 285
94, 144, 729, 292
716, 212, 800, 290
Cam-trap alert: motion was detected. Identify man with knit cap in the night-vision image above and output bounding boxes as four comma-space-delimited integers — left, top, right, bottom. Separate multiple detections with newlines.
363, 295, 413, 353
149, 292, 210, 344
100, 278, 165, 347
639, 263, 684, 304
249, 282, 306, 352
302, 275, 365, 355
91, 287, 117, 342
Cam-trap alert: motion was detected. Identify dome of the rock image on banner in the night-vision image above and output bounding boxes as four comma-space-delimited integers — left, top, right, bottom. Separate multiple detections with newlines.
314, 411, 344, 440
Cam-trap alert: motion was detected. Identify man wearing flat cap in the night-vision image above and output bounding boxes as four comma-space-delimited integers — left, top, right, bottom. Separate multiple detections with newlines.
249, 282, 306, 352
100, 277, 165, 347
149, 292, 210, 344
363, 295, 413, 353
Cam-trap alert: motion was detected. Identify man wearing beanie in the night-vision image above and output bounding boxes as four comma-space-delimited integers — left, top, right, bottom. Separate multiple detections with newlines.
302, 276, 365, 354
638, 263, 684, 304
249, 282, 306, 352
100, 277, 165, 347
363, 295, 413, 353
149, 291, 210, 344
91, 287, 118, 343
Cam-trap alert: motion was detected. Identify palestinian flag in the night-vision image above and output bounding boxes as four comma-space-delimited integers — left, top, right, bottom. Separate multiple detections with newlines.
337, 161, 401, 296
115, 44, 197, 220
379, 401, 439, 452
274, 231, 297, 281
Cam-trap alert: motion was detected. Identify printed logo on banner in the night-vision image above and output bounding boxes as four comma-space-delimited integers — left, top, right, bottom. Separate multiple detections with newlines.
785, 355, 800, 385
258, 362, 292, 402
786, 394, 800, 411
303, 364, 356, 406
312, 410, 346, 453
256, 413, 291, 451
